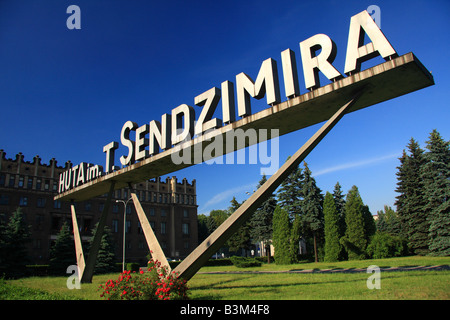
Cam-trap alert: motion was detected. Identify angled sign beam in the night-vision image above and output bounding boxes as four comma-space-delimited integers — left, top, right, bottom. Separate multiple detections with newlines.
173, 94, 361, 280
130, 192, 171, 272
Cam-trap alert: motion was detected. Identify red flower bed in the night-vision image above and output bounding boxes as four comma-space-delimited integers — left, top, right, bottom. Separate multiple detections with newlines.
98, 259, 189, 300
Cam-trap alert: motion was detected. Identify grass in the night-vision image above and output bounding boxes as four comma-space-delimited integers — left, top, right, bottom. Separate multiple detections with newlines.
2, 256, 449, 300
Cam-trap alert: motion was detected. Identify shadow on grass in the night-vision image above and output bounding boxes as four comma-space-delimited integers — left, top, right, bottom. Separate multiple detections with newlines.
190, 274, 365, 300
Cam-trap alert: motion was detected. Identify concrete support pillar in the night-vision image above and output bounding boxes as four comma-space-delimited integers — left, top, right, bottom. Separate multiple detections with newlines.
80, 181, 116, 283
70, 203, 86, 280
130, 191, 171, 272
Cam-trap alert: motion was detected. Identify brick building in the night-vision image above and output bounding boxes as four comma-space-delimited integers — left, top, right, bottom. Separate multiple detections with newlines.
0, 150, 198, 266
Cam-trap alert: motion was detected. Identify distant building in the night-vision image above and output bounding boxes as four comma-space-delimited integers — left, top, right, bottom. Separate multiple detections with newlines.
0, 150, 198, 266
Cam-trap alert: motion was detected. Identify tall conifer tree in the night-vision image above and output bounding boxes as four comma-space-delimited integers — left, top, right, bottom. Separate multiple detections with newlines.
323, 192, 341, 262
421, 130, 450, 256
301, 162, 324, 262
277, 157, 303, 221
341, 186, 367, 260
399, 139, 428, 254
272, 206, 295, 264
250, 174, 277, 262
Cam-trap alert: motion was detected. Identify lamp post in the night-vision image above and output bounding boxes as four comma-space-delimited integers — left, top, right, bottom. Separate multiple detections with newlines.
116, 197, 133, 272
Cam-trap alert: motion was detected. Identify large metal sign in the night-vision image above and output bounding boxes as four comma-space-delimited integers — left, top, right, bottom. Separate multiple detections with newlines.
54, 10, 434, 283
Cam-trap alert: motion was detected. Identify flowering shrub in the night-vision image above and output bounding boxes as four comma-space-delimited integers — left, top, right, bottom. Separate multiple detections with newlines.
98, 258, 189, 300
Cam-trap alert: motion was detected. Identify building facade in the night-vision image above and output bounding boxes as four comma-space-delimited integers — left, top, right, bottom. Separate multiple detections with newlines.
0, 150, 198, 266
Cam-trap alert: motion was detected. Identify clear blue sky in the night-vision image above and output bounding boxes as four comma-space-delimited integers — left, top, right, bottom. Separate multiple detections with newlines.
0, 0, 448, 216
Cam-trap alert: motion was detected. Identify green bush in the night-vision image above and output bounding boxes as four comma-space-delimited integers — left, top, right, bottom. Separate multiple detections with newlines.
367, 231, 408, 259
126, 262, 140, 272
25, 265, 49, 277
230, 256, 262, 268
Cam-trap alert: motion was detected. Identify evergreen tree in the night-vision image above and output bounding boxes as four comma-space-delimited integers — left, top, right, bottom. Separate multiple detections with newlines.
301, 162, 324, 262
0, 207, 31, 278
227, 197, 252, 255
421, 130, 450, 256
272, 206, 295, 264
250, 174, 277, 262
277, 157, 303, 221
290, 215, 302, 261
323, 192, 341, 262
399, 139, 429, 255
197, 214, 209, 243
89, 224, 116, 274
49, 221, 76, 276
394, 150, 409, 239
362, 205, 376, 241
332, 182, 346, 238
341, 186, 367, 260
376, 205, 402, 237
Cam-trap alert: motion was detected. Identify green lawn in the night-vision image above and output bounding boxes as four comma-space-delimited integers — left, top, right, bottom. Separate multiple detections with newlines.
2, 256, 449, 300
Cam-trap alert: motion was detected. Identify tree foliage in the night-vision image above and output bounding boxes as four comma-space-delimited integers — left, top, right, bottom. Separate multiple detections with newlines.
0, 207, 31, 278
341, 186, 367, 260
49, 221, 76, 276
323, 192, 341, 262
272, 206, 295, 264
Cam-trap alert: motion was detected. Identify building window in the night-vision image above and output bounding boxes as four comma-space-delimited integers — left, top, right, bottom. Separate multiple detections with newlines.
137, 222, 143, 234
183, 209, 189, 218
161, 222, 166, 234
158, 193, 162, 203
126, 220, 131, 233
184, 241, 190, 249
52, 180, 57, 191
126, 205, 132, 214
9, 175, 15, 187
191, 196, 195, 205
37, 198, 46, 208
112, 204, 119, 213
98, 203, 104, 212
0, 174, 5, 186
112, 219, 118, 233
44, 180, 50, 191
36, 179, 41, 190
54, 200, 61, 209
182, 223, 189, 235
0, 194, 10, 205
35, 214, 44, 229
27, 177, 33, 189
84, 202, 91, 211
150, 221, 155, 230
149, 208, 155, 216
18, 176, 24, 188
161, 209, 166, 217
83, 219, 92, 233
19, 196, 28, 207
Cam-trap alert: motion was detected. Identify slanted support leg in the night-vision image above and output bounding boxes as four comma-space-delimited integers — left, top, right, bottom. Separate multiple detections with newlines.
80, 181, 116, 283
130, 191, 171, 272
70, 202, 85, 282
173, 94, 362, 281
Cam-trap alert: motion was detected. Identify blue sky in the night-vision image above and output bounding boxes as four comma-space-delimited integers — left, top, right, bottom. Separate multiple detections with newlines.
0, 0, 449, 216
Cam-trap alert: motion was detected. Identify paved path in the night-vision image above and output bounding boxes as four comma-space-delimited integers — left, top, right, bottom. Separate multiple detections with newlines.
198, 265, 450, 274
